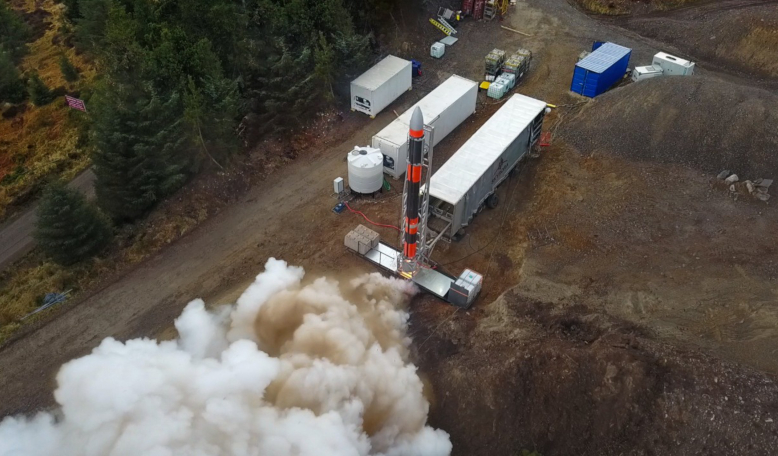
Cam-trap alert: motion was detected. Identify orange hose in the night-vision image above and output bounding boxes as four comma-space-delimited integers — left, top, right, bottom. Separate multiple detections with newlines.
344, 202, 401, 232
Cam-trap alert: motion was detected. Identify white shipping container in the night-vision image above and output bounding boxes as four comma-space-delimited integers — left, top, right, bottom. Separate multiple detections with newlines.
372, 75, 478, 179
652, 52, 695, 76
350, 55, 412, 118
631, 65, 663, 82
427, 93, 547, 238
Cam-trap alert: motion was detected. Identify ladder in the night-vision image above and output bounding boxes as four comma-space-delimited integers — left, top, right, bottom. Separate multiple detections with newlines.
429, 18, 456, 36
484, 0, 508, 20
484, 1, 496, 20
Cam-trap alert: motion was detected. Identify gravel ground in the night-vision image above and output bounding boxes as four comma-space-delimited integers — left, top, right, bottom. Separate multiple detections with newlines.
561, 75, 778, 179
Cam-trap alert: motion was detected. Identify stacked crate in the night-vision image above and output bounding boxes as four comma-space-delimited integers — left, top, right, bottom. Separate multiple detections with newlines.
501, 49, 532, 79
344, 225, 380, 255
461, 0, 474, 15
473, 0, 486, 19
484, 48, 506, 81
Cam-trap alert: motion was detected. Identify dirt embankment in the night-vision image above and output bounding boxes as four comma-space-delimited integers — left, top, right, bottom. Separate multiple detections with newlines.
612, 1, 778, 79
562, 76, 778, 178
573, 0, 703, 15
413, 289, 778, 455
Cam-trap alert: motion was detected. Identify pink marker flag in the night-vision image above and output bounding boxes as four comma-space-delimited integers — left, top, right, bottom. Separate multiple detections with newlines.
65, 95, 87, 112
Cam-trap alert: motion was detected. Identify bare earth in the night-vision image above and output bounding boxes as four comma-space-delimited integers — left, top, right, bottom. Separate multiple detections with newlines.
2, 0, 778, 453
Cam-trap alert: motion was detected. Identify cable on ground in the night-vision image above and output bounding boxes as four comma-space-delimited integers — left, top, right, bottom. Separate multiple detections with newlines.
344, 202, 401, 232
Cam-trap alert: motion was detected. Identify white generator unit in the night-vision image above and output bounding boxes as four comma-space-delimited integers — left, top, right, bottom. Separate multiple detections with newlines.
347, 146, 384, 194
632, 65, 663, 82
652, 52, 695, 76
431, 42, 445, 59
350, 55, 412, 118
372, 75, 478, 179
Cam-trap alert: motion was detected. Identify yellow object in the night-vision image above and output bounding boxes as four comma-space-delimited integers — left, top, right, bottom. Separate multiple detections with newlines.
480, 81, 491, 90
496, 0, 509, 16
500, 25, 532, 37
546, 103, 558, 109
429, 18, 454, 36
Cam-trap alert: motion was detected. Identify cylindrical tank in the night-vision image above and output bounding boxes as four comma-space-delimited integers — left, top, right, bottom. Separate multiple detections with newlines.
462, 0, 474, 15
347, 146, 384, 194
473, 0, 486, 19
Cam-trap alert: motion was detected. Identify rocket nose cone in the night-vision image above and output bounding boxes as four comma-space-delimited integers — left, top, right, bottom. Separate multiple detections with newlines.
410, 106, 424, 132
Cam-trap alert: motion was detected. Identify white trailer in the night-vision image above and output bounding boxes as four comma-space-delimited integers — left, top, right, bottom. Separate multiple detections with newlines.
652, 52, 695, 76
372, 75, 478, 179
350, 55, 412, 118
427, 93, 546, 239
632, 65, 663, 82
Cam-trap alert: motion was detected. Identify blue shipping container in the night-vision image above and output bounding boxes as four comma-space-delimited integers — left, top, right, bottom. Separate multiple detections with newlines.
570, 42, 632, 98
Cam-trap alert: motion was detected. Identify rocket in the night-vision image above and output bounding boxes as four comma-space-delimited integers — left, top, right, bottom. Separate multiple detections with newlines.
403, 106, 424, 263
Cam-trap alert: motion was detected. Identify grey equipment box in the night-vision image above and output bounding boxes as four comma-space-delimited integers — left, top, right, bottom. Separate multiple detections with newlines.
447, 268, 483, 308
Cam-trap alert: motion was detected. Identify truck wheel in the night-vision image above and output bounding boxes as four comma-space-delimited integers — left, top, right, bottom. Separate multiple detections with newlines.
486, 194, 499, 209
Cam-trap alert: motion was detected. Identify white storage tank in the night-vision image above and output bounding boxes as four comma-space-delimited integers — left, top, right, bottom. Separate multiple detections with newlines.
350, 55, 412, 118
632, 65, 663, 82
347, 146, 384, 194
372, 74, 478, 179
652, 52, 695, 76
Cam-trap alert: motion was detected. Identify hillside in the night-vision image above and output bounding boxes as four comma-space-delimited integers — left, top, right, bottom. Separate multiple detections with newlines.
0, 0, 95, 221
561, 75, 778, 178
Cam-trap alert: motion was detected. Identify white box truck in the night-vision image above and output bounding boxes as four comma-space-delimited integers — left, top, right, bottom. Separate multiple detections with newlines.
652, 52, 695, 76
350, 55, 412, 118
427, 93, 547, 239
372, 75, 478, 179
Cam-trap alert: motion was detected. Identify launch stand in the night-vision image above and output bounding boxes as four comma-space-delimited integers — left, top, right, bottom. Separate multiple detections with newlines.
345, 107, 483, 308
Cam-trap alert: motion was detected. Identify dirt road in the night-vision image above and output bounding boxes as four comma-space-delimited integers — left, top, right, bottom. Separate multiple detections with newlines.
1, 1, 777, 445
0, 169, 95, 272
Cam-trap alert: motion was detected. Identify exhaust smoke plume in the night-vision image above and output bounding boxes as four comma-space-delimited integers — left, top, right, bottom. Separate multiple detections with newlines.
0, 259, 451, 456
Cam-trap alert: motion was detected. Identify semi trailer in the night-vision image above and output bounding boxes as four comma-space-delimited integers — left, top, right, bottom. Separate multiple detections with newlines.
350, 55, 412, 118
372, 74, 478, 179
426, 93, 546, 239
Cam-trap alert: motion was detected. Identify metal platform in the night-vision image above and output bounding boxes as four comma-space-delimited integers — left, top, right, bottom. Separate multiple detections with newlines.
363, 241, 456, 303
413, 266, 455, 301
365, 241, 400, 273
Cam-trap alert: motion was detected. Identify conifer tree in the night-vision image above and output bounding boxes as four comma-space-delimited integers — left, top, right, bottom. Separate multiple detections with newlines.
0, 2, 30, 62
91, 80, 189, 221
27, 72, 54, 106
59, 54, 79, 83
34, 182, 113, 265
0, 50, 25, 103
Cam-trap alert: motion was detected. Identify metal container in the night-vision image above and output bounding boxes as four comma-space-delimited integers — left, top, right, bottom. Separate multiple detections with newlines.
570, 42, 631, 98
462, 0, 474, 15
350, 55, 412, 117
427, 94, 547, 238
473, 0, 486, 19
372, 75, 478, 179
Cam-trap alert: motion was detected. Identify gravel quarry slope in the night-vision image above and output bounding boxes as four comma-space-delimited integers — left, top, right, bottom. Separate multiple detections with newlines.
561, 75, 778, 179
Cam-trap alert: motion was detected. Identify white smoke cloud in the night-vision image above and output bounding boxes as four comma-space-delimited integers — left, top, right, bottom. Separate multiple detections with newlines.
0, 258, 451, 456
